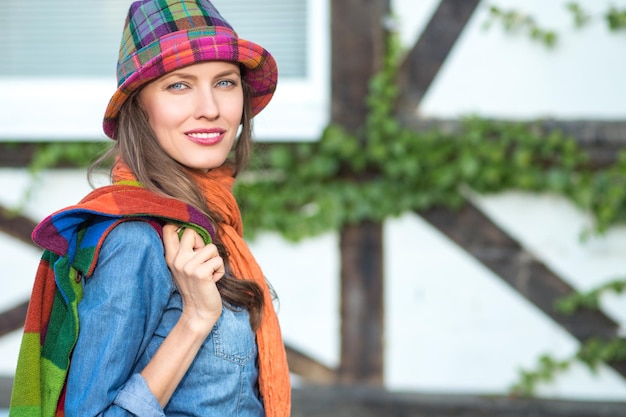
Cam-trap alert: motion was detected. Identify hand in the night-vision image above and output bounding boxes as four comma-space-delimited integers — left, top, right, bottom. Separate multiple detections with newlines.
162, 224, 224, 334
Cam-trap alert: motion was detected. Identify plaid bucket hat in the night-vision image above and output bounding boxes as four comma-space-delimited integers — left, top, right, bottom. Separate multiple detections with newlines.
103, 0, 278, 139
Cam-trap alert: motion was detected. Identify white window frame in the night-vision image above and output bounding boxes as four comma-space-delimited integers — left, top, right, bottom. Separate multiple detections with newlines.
0, 0, 329, 142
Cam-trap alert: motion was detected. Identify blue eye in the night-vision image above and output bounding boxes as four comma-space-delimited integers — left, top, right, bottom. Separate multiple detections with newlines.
216, 79, 235, 88
168, 82, 188, 90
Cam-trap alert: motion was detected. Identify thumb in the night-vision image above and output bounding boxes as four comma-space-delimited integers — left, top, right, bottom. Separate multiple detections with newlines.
191, 229, 207, 251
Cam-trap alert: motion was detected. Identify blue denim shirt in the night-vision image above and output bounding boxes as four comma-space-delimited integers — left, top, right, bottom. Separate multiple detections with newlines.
65, 221, 264, 416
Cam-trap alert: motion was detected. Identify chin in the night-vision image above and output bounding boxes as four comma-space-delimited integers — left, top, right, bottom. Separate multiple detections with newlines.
187, 159, 227, 171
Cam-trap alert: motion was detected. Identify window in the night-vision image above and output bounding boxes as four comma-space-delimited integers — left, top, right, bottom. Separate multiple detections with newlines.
0, 0, 329, 141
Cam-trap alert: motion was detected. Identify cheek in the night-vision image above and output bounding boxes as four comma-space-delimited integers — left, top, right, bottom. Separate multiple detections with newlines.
145, 101, 183, 133
226, 99, 244, 124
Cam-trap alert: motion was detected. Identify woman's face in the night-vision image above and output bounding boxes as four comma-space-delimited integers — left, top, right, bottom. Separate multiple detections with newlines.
138, 61, 244, 171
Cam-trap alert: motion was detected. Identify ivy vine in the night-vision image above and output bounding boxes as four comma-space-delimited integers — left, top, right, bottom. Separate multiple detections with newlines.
511, 280, 626, 397
485, 1, 626, 48
236, 40, 622, 242
238, 29, 626, 397
480, 2, 626, 395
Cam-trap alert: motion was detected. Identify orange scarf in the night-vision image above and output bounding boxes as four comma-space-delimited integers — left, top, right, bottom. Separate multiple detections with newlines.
112, 162, 291, 416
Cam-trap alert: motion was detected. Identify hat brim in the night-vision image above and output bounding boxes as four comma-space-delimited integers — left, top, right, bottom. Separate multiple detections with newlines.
103, 34, 277, 139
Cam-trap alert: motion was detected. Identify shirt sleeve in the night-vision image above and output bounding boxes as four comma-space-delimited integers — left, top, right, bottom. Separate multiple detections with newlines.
65, 221, 173, 417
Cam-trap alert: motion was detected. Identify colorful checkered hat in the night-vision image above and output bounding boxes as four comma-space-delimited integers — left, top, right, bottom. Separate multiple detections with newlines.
103, 0, 278, 139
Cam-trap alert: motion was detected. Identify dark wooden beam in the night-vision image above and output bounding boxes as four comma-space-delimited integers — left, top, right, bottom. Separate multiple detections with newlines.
291, 385, 626, 417
419, 201, 626, 378
0, 301, 28, 337
396, 0, 481, 111
331, 0, 390, 132
0, 143, 38, 167
1, 118, 624, 170
339, 222, 385, 385
407, 118, 626, 144
331, 0, 390, 384
0, 205, 36, 336
405, 118, 626, 168
0, 204, 38, 246
3, 377, 626, 414
286, 345, 337, 384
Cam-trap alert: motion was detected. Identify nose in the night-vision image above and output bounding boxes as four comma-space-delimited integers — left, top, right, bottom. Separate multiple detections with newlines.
193, 87, 219, 120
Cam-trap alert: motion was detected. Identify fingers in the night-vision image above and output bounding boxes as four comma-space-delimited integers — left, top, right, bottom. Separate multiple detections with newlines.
191, 229, 206, 251
162, 223, 180, 242
163, 223, 223, 281
207, 257, 225, 282
162, 225, 224, 325
162, 224, 181, 264
192, 255, 224, 282
163, 224, 205, 251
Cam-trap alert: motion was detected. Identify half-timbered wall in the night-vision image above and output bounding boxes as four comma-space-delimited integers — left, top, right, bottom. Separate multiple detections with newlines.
1, 0, 626, 413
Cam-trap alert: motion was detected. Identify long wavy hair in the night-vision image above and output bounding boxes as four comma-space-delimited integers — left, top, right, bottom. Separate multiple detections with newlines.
89, 79, 264, 330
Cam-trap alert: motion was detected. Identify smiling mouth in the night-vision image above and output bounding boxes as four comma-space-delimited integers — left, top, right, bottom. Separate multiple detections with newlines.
186, 131, 224, 145
187, 132, 221, 139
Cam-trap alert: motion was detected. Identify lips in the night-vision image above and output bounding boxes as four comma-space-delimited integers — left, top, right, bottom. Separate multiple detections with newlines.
185, 129, 225, 145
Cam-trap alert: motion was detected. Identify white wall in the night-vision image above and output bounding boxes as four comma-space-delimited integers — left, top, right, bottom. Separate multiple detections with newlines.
394, 0, 626, 120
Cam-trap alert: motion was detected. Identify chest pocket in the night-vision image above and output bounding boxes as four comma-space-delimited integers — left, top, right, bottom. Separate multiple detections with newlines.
147, 292, 257, 368
212, 305, 257, 366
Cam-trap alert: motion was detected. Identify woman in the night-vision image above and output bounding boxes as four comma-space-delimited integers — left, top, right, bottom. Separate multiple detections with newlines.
10, 0, 291, 416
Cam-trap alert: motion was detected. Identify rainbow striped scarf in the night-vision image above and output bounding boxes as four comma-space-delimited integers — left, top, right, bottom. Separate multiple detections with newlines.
9, 183, 214, 416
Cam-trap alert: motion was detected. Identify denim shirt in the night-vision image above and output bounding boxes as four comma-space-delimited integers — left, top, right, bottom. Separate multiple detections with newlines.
65, 221, 264, 416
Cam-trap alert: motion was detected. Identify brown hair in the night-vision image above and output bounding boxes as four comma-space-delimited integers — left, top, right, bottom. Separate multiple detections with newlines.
89, 80, 264, 330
